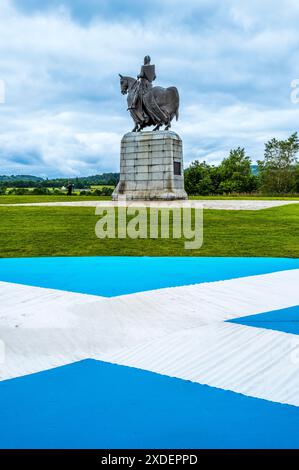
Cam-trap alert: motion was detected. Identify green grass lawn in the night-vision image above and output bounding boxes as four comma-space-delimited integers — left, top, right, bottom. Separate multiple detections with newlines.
190, 195, 299, 200
90, 185, 114, 189
0, 195, 111, 204
0, 204, 298, 258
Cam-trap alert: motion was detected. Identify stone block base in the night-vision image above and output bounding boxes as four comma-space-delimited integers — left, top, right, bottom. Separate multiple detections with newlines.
112, 131, 188, 200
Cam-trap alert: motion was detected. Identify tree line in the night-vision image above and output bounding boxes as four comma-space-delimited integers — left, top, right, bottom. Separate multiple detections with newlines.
1, 133, 299, 196
184, 132, 299, 195
0, 172, 119, 189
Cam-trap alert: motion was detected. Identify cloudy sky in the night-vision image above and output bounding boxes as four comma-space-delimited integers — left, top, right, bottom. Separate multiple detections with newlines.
1, 0, 299, 177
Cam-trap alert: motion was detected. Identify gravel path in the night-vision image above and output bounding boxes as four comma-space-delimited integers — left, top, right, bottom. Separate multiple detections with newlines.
0, 200, 298, 210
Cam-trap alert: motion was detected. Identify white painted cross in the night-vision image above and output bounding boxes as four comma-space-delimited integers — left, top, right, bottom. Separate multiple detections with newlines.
0, 269, 299, 406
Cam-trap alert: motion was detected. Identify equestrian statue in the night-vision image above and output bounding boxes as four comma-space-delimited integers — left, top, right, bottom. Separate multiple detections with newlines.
119, 55, 180, 132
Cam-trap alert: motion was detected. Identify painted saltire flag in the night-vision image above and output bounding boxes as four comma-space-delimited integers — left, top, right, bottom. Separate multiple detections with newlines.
0, 257, 299, 449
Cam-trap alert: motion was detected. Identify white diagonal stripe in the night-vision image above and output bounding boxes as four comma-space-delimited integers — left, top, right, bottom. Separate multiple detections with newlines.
98, 322, 299, 406
0, 268, 299, 406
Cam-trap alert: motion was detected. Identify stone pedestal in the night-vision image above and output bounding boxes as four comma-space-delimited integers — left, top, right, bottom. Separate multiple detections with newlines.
112, 131, 188, 200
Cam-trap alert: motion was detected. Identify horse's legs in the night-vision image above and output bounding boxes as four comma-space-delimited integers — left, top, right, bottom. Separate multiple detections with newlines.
132, 123, 139, 132
138, 120, 149, 132
153, 124, 161, 131
164, 116, 172, 131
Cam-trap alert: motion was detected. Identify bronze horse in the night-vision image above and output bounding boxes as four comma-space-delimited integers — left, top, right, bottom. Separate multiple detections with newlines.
119, 75, 179, 132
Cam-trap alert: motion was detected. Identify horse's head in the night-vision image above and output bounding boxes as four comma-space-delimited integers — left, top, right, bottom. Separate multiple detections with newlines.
119, 74, 128, 95
119, 74, 135, 95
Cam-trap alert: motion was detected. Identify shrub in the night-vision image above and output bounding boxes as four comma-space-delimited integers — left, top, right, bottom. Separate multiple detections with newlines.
7, 188, 30, 195
31, 187, 51, 195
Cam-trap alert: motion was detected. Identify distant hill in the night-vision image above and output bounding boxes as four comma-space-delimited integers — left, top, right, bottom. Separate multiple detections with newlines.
0, 175, 43, 182
0, 173, 119, 188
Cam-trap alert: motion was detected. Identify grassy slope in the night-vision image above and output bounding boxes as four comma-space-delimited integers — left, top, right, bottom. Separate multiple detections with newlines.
0, 204, 298, 258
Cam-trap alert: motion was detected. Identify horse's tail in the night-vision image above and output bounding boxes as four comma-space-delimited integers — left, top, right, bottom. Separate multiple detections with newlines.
170, 86, 179, 121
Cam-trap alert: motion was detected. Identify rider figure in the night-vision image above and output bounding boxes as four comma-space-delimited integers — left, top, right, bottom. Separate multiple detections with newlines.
129, 55, 156, 110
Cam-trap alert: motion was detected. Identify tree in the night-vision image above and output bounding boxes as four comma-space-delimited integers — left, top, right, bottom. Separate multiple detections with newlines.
257, 132, 299, 194
184, 161, 217, 195
294, 164, 299, 193
218, 147, 257, 194
184, 148, 257, 195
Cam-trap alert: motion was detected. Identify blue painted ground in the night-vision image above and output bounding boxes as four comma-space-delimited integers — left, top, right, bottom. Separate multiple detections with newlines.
0, 359, 299, 449
229, 305, 299, 335
0, 256, 298, 296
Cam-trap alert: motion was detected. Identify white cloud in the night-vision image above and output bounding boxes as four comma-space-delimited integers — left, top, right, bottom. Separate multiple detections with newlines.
0, 0, 299, 175
179, 103, 299, 166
